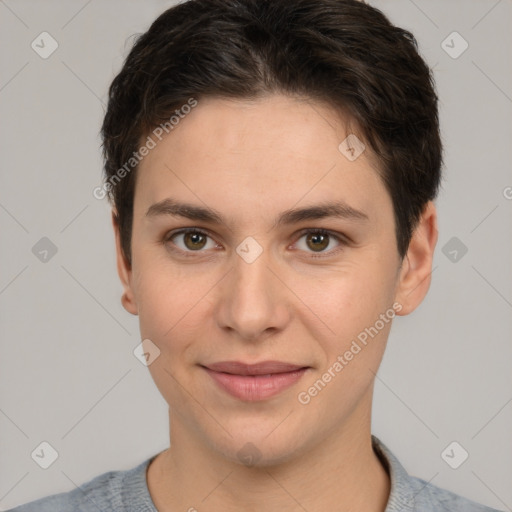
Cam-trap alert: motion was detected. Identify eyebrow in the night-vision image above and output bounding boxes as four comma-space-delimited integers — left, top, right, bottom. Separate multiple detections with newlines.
145, 198, 369, 227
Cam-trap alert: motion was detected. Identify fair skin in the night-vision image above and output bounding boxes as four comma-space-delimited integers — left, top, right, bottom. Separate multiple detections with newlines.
113, 94, 438, 511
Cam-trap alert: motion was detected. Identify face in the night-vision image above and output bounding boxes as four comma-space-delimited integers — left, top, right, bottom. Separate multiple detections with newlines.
115, 94, 436, 466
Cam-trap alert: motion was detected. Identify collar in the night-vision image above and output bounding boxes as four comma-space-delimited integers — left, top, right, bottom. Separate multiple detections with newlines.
372, 434, 418, 511
126, 435, 421, 511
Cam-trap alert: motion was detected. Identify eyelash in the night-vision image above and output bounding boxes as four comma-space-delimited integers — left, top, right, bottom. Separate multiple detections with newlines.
163, 227, 347, 259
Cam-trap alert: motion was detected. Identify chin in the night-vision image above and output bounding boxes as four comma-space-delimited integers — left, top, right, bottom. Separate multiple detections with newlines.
209, 426, 309, 469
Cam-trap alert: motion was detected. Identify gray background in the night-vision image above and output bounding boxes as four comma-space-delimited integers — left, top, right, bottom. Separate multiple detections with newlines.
0, 0, 511, 510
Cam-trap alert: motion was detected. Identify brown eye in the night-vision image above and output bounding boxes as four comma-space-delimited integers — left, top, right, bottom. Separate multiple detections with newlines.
183, 231, 207, 250
306, 232, 330, 252
166, 229, 217, 252
294, 229, 343, 255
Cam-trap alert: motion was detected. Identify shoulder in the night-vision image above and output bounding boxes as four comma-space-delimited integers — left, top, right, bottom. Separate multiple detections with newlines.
371, 435, 504, 512
6, 456, 158, 512
406, 475, 504, 512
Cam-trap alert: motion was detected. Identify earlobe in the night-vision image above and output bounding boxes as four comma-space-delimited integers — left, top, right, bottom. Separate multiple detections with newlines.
112, 210, 138, 316
121, 291, 137, 315
394, 201, 438, 316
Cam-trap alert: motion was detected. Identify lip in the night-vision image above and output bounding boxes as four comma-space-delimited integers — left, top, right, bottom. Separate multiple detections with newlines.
202, 361, 309, 401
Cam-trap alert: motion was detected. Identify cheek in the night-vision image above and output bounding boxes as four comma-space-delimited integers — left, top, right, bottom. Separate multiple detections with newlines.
133, 262, 208, 410
295, 268, 396, 418
295, 257, 397, 341
132, 256, 217, 350
136, 273, 177, 340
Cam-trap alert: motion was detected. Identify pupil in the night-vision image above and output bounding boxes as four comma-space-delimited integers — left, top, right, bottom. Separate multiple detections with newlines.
185, 232, 206, 250
307, 233, 328, 252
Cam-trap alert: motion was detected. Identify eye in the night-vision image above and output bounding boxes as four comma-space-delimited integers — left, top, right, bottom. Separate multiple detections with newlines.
164, 227, 346, 258
293, 229, 344, 255
165, 228, 219, 253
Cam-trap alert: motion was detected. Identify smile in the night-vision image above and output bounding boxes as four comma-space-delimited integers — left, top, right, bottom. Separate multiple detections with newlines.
201, 361, 310, 401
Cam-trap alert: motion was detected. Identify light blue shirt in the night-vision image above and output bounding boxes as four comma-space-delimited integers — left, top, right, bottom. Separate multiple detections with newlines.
8, 435, 503, 511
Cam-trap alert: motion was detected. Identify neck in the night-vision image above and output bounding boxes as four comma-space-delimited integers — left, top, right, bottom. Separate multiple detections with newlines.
147, 388, 390, 512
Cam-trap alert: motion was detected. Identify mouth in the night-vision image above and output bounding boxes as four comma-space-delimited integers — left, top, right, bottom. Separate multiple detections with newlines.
201, 361, 310, 401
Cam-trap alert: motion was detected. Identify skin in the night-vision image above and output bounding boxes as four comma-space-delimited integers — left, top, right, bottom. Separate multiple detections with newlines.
113, 94, 438, 511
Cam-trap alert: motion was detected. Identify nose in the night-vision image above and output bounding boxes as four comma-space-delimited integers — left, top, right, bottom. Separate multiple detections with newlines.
214, 247, 291, 342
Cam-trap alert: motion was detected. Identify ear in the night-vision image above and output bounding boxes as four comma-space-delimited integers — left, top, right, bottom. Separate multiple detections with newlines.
112, 210, 138, 315
394, 201, 438, 316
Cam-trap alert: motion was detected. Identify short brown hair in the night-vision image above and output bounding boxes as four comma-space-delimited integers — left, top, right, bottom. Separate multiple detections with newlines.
101, 0, 442, 266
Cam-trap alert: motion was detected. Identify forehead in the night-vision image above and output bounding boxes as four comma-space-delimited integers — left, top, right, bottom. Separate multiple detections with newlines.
134, 94, 391, 229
